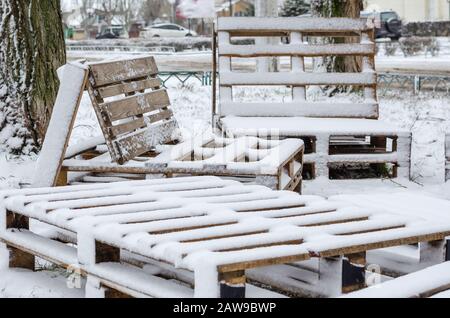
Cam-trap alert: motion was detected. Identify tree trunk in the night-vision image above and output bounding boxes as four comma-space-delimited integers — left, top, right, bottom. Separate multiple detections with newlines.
311, 0, 363, 74
0, 0, 66, 155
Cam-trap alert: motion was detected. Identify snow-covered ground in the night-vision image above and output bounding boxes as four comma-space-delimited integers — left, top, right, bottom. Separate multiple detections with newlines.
0, 76, 449, 298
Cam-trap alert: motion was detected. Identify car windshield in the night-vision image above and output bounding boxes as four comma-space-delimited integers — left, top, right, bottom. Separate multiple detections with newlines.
381, 12, 398, 22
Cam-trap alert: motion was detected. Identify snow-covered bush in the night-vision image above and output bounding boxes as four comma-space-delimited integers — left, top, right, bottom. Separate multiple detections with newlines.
383, 42, 399, 56
399, 37, 440, 57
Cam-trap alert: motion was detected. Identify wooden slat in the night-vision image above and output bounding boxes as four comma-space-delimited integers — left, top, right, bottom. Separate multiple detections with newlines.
217, 17, 371, 33
218, 253, 310, 273
317, 231, 450, 258
220, 102, 379, 119
102, 89, 170, 122
114, 119, 178, 164
109, 110, 173, 137
89, 56, 158, 87
220, 43, 375, 57
97, 78, 161, 99
109, 118, 146, 137
220, 72, 377, 86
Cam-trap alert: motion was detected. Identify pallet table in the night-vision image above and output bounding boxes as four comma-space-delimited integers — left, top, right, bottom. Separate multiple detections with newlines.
63, 135, 304, 192
1, 177, 449, 298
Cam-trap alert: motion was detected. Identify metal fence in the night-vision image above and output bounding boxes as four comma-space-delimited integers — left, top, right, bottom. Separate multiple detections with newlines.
66, 45, 176, 53
158, 71, 214, 87
159, 71, 450, 95
378, 73, 450, 95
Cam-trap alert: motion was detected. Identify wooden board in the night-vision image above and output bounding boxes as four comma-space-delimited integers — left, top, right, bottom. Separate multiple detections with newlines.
32, 62, 88, 187
89, 56, 158, 87
217, 17, 372, 33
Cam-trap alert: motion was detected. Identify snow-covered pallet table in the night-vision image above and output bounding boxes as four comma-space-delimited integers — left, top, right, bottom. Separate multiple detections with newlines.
213, 17, 412, 180
342, 262, 450, 298
62, 135, 304, 192
2, 177, 449, 298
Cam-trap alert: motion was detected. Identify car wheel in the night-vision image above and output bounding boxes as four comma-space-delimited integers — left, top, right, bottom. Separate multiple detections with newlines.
386, 18, 402, 38
153, 34, 160, 38
186, 33, 193, 37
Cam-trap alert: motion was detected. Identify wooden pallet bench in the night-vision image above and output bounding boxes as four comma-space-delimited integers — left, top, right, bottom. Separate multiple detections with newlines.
62, 134, 304, 192
342, 262, 450, 298
213, 17, 412, 180
2, 176, 449, 298
221, 117, 411, 180
33, 57, 304, 191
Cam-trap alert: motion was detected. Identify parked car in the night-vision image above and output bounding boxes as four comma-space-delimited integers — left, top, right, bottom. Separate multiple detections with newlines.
361, 11, 403, 40
142, 23, 197, 38
96, 26, 127, 39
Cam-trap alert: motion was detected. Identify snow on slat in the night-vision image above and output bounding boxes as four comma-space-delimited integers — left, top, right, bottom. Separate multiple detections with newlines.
343, 262, 450, 298
1, 229, 78, 267
221, 117, 410, 136
219, 43, 375, 57
220, 102, 379, 118
220, 72, 377, 86
86, 262, 194, 298
0, 176, 226, 199
320, 152, 399, 163
304, 223, 450, 257
217, 17, 371, 33
174, 231, 305, 255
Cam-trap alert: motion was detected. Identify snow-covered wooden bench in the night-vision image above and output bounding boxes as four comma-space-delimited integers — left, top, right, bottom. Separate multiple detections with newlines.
34, 56, 304, 191
2, 177, 449, 298
342, 262, 450, 298
213, 17, 412, 180
446, 133, 450, 181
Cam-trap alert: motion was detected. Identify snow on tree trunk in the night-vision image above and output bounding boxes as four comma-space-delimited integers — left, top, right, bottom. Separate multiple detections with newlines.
311, 0, 363, 76
0, 0, 66, 155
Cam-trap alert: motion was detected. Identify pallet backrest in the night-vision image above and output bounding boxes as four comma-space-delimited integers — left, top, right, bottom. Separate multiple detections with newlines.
215, 17, 378, 119
87, 56, 179, 164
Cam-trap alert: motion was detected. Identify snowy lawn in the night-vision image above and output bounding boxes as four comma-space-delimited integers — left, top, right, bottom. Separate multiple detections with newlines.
0, 80, 449, 298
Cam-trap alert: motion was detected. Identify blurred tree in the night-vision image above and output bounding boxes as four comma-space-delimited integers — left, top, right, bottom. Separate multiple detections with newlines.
0, 0, 66, 154
281, 0, 310, 17
141, 0, 166, 24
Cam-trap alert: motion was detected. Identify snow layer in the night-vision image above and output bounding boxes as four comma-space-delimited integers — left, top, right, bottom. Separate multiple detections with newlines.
343, 262, 450, 298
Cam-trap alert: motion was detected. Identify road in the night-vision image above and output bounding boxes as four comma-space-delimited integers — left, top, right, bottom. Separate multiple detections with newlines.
68, 51, 450, 75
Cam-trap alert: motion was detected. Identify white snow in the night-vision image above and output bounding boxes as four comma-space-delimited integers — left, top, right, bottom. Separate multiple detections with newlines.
221, 116, 410, 136
343, 262, 450, 298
